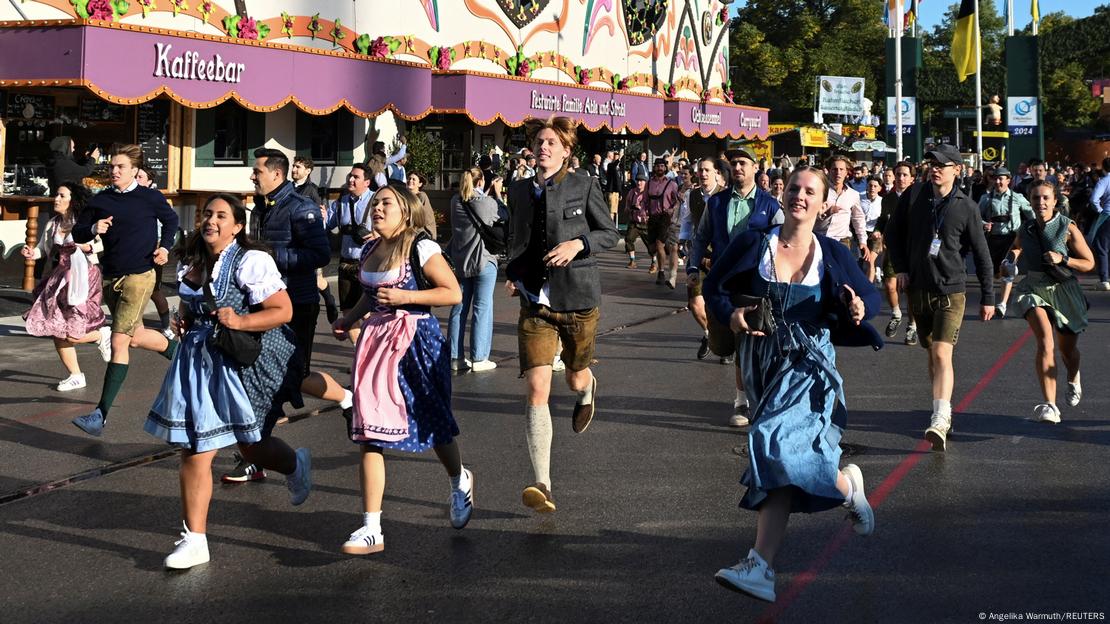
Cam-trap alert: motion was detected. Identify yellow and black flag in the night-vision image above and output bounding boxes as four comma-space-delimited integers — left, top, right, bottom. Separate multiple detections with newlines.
950, 0, 978, 83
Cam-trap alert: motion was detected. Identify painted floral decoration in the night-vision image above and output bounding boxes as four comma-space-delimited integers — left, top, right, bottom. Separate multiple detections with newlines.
723, 81, 734, 103
73, 0, 128, 21
429, 46, 456, 70
169, 0, 186, 15
370, 36, 391, 58
198, 0, 212, 23
223, 14, 268, 40
137, 0, 154, 18
505, 46, 534, 77
280, 11, 295, 37
330, 18, 345, 43
665, 83, 677, 98
307, 13, 321, 39
717, 6, 729, 25
574, 66, 591, 86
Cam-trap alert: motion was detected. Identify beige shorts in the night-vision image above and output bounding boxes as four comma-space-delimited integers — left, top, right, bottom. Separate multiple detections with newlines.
103, 269, 157, 336
518, 303, 600, 374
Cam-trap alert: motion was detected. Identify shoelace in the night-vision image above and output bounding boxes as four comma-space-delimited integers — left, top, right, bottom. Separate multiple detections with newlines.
173, 530, 193, 548
730, 557, 760, 573
348, 526, 379, 543
844, 501, 864, 524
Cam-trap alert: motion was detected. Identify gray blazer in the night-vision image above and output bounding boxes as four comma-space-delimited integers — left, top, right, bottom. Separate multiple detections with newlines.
505, 171, 620, 311
448, 192, 499, 278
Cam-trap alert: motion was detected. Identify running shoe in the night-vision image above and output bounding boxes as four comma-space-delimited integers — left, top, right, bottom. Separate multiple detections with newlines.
925, 412, 951, 451
221, 452, 266, 483
522, 483, 556, 513
1098, 281, 1110, 291
552, 355, 566, 372
696, 336, 711, 360
995, 302, 1007, 318
286, 448, 312, 506
97, 326, 112, 362
648, 261, 658, 274
72, 408, 105, 437
884, 316, 902, 338
627, 259, 637, 269
729, 403, 750, 428
56, 373, 86, 392
451, 358, 472, 372
470, 360, 497, 372
449, 469, 474, 529
342, 525, 385, 555
720, 354, 735, 365
714, 549, 777, 602
841, 464, 874, 536
1033, 403, 1061, 424
1066, 377, 1082, 407
164, 524, 210, 570
904, 325, 919, 346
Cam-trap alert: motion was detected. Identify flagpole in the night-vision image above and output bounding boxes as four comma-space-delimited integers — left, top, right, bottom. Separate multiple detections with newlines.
1007, 0, 1014, 35
895, 0, 904, 162
974, 0, 983, 162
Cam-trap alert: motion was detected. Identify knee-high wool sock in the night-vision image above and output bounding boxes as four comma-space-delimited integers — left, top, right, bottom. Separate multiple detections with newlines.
97, 362, 129, 417
525, 404, 553, 489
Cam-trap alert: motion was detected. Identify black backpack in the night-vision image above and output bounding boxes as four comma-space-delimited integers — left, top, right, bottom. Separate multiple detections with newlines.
460, 198, 509, 255
409, 231, 455, 291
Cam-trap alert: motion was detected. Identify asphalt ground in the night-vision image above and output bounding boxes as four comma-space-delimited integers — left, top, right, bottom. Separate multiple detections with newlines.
1, 249, 1108, 624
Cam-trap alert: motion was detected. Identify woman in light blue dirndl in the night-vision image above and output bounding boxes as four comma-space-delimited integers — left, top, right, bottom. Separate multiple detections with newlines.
144, 194, 311, 571
1007, 180, 1095, 424
702, 169, 883, 603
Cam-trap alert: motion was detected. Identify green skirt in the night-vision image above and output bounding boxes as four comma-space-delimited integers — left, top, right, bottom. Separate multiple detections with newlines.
1013, 271, 1089, 333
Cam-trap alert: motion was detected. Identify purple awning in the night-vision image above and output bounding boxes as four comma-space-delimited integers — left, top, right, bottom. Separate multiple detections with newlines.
0, 21, 432, 118
663, 100, 770, 140
432, 71, 669, 134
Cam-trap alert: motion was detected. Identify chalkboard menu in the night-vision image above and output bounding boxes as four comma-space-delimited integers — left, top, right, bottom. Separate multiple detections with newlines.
80, 97, 126, 123
138, 100, 171, 189
4, 93, 55, 120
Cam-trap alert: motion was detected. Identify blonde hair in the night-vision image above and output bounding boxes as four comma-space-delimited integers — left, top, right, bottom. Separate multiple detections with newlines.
459, 167, 484, 202
524, 115, 577, 181
373, 182, 424, 271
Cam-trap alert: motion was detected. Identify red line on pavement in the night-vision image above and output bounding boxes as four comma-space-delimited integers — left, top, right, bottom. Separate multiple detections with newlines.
756, 328, 1034, 622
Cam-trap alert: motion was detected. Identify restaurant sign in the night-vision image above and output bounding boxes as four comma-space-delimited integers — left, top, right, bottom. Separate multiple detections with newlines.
529, 90, 627, 118
154, 43, 246, 84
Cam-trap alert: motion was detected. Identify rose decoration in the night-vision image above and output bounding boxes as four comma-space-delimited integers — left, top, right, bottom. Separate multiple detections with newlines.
137, 0, 154, 18
280, 11, 295, 37
237, 17, 259, 40
665, 83, 677, 98
370, 36, 390, 58
307, 13, 321, 39
170, 0, 186, 16
86, 0, 114, 20
330, 18, 345, 44
198, 0, 212, 23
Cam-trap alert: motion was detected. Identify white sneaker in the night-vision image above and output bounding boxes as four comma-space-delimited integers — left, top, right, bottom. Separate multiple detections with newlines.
97, 326, 112, 363
286, 448, 312, 506
470, 360, 497, 372
1033, 403, 1061, 424
1066, 377, 1082, 407
164, 525, 210, 569
56, 373, 86, 392
551, 355, 566, 372
729, 403, 750, 428
925, 412, 952, 452
449, 468, 474, 529
841, 464, 874, 536
1098, 281, 1110, 291
714, 549, 776, 602
995, 302, 1007, 318
342, 524, 385, 555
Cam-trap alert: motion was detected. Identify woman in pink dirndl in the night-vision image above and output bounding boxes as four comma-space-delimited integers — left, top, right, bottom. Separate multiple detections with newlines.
22, 181, 112, 391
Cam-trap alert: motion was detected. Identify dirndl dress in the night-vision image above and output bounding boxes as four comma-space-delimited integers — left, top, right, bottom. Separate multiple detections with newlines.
1012, 213, 1089, 334
349, 237, 458, 452
145, 243, 303, 452
23, 223, 105, 339
737, 255, 847, 514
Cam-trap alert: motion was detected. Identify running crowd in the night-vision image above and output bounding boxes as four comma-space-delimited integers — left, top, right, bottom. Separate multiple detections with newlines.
21, 116, 1110, 603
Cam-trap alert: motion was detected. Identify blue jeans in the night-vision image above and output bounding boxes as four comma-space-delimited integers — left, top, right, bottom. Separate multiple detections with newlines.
448, 260, 498, 361
1089, 214, 1110, 282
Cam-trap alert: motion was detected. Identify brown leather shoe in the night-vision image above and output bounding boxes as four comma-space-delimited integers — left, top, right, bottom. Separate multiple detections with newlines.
522, 483, 556, 513
572, 376, 597, 433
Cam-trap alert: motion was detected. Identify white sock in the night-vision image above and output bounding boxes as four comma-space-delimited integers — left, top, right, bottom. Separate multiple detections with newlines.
843, 471, 856, 503
735, 389, 748, 408
932, 399, 952, 417
450, 466, 471, 491
577, 374, 595, 405
891, 309, 902, 319
183, 524, 207, 542
908, 320, 917, 330
1069, 371, 1081, 385
363, 511, 382, 533
339, 389, 354, 409
525, 405, 553, 489
703, 329, 709, 337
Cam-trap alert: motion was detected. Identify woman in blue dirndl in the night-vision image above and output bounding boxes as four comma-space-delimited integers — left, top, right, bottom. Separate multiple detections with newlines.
330, 183, 471, 556
145, 194, 310, 570
703, 168, 883, 603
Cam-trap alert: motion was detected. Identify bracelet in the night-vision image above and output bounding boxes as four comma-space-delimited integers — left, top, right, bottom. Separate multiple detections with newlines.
1058, 254, 1069, 266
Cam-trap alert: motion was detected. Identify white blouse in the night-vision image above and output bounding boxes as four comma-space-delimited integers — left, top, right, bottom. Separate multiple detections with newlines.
758, 227, 825, 286
178, 248, 286, 305
359, 239, 442, 286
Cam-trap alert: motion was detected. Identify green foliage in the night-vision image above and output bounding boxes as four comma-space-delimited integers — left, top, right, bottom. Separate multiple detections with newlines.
917, 0, 1007, 121
728, 0, 888, 118
401, 128, 445, 187
1042, 61, 1102, 129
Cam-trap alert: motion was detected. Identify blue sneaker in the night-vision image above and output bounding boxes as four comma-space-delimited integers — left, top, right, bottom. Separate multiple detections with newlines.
286, 448, 312, 506
72, 408, 105, 437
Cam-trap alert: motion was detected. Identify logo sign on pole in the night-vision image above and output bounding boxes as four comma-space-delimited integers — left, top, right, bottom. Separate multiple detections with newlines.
1007, 97, 1038, 136
817, 76, 866, 117
886, 96, 916, 126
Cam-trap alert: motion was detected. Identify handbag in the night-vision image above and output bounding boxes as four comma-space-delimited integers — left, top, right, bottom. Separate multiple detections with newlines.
203, 281, 262, 367
727, 235, 778, 335
461, 198, 508, 255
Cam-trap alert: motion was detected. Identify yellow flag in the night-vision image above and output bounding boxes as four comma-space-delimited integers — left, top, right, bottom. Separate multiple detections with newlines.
950, 0, 978, 83
1032, 0, 1040, 23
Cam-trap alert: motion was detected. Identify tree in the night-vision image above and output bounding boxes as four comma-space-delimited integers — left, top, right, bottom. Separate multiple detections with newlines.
728, 0, 888, 120
1042, 62, 1102, 130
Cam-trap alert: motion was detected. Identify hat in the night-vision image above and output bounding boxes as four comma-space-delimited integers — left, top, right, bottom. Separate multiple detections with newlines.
994, 166, 1012, 177
923, 144, 962, 166
635, 172, 649, 182
724, 146, 758, 164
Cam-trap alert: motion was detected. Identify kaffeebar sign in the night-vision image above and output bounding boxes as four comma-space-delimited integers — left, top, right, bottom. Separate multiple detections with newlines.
154, 43, 245, 84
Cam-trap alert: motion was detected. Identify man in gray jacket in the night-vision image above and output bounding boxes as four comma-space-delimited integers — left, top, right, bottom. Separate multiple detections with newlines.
505, 116, 620, 514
